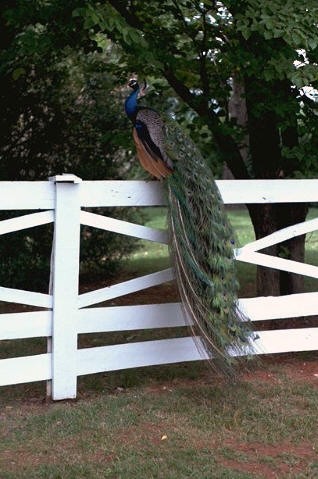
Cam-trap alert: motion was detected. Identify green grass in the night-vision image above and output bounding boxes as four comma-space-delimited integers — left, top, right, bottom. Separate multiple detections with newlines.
1, 359, 318, 478
125, 207, 171, 275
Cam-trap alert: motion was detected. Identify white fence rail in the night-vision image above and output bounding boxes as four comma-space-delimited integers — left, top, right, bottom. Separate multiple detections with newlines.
0, 175, 318, 400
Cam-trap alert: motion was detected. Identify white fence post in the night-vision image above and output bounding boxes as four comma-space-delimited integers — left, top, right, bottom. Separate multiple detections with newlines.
50, 174, 82, 400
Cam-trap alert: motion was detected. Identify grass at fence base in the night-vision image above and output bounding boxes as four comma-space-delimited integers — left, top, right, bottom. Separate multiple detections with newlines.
0, 353, 318, 479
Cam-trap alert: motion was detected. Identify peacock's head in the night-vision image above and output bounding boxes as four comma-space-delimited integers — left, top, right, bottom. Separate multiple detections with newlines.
128, 78, 148, 97
128, 78, 139, 91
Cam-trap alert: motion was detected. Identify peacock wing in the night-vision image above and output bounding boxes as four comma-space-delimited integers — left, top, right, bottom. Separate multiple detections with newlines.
132, 128, 171, 179
136, 108, 174, 169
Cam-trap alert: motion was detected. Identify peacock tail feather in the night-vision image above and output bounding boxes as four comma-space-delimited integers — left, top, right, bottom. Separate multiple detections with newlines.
164, 121, 252, 376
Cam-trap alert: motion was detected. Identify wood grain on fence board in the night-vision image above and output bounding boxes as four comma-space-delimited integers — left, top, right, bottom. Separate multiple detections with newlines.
81, 210, 168, 243
0, 286, 51, 307
79, 179, 318, 206
78, 268, 175, 308
0, 182, 54, 210
76, 327, 318, 377
0, 211, 54, 235
236, 250, 318, 278
0, 353, 51, 386
0, 311, 51, 340
50, 179, 81, 400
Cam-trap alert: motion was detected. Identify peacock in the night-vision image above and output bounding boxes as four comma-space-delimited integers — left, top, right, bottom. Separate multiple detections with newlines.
124, 78, 253, 377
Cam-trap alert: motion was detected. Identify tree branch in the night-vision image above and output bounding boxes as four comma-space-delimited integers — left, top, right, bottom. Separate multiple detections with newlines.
199, 10, 210, 99
163, 67, 250, 179
109, 1, 250, 179
108, 0, 144, 31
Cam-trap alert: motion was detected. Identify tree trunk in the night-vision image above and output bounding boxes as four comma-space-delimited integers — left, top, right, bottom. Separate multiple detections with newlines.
247, 203, 308, 296
228, 75, 249, 163
276, 203, 308, 295
279, 235, 307, 295
247, 204, 280, 296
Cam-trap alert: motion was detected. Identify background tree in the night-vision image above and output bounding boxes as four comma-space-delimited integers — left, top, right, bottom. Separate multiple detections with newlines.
2, 0, 318, 296
72, 0, 318, 296
0, 1, 140, 290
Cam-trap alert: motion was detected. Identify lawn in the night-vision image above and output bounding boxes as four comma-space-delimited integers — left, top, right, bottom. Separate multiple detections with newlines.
1, 356, 318, 478
0, 207, 318, 478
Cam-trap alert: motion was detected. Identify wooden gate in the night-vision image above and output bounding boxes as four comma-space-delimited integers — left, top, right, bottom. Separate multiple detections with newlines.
0, 175, 317, 400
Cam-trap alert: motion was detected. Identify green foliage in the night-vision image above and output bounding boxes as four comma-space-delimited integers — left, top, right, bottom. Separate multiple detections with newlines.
5, 1, 318, 180
0, 1, 141, 290
0, 220, 53, 292
88, 1, 318, 298
2, 1, 318, 292
75, 0, 318, 179
235, 1, 318, 50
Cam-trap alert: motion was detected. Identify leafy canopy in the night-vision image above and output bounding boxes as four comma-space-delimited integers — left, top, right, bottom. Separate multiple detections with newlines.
74, 0, 318, 178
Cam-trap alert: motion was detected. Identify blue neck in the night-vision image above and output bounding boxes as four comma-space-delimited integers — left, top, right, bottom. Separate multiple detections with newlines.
125, 88, 139, 120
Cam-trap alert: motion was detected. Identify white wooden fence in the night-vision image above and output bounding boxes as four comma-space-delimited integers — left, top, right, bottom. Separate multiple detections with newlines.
0, 175, 318, 400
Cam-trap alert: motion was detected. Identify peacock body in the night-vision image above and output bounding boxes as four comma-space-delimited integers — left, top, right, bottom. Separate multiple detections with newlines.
125, 79, 253, 376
